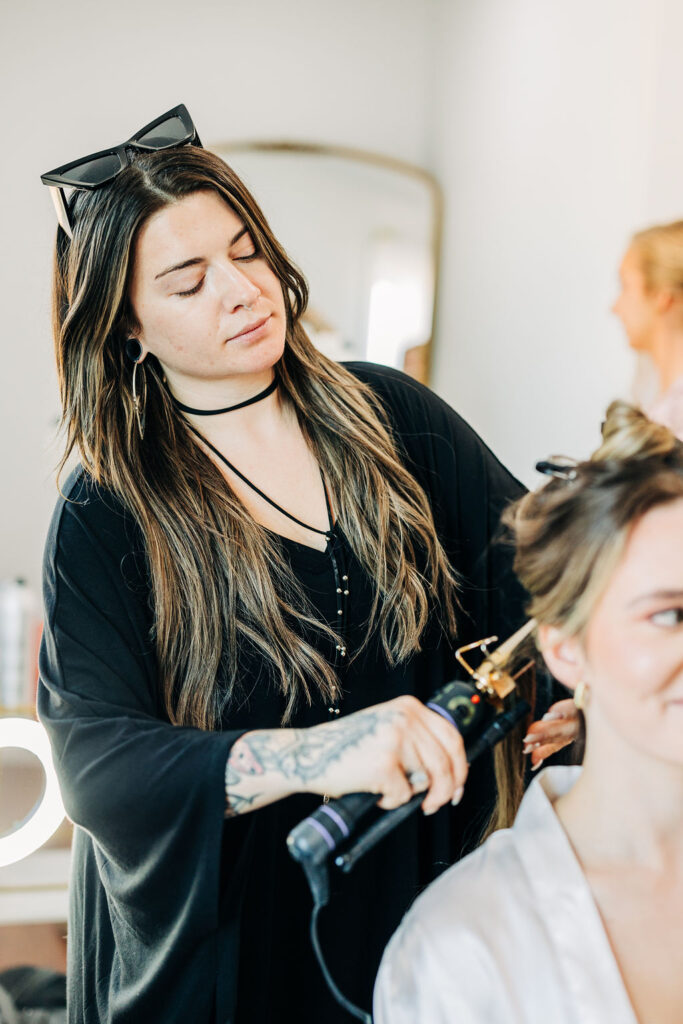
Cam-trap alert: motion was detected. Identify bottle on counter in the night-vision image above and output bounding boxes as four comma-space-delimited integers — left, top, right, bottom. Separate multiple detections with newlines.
0, 579, 40, 711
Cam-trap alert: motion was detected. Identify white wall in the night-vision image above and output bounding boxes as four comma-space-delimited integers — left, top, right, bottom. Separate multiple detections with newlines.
4, 0, 683, 592
0, 0, 435, 591
429, 0, 683, 485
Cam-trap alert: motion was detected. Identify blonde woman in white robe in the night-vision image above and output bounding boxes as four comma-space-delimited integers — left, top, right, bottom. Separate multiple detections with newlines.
374, 401, 683, 1024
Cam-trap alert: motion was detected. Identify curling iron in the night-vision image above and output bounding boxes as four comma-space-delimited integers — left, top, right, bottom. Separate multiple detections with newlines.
286, 620, 537, 1022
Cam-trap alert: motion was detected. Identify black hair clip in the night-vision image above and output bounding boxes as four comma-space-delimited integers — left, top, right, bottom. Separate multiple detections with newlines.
535, 456, 579, 480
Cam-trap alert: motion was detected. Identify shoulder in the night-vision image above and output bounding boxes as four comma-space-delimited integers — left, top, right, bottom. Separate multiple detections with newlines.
43, 466, 146, 596
382, 824, 547, 981
343, 360, 465, 435
375, 830, 526, 1020
401, 826, 528, 941
342, 361, 524, 498
47, 466, 134, 545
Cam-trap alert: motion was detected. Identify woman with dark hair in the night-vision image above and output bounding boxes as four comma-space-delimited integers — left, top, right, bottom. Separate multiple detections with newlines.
38, 105, 535, 1023
375, 402, 683, 1024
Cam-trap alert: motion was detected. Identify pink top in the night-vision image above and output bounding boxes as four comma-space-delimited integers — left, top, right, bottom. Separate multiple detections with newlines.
646, 375, 683, 440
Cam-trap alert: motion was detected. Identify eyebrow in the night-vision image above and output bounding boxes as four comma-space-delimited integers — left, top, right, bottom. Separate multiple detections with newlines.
628, 589, 683, 607
154, 226, 250, 280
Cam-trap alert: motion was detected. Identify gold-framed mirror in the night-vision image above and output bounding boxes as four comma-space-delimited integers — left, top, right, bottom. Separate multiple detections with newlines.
210, 141, 443, 385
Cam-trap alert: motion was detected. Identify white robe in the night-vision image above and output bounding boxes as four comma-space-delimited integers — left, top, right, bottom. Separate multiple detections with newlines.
374, 766, 638, 1024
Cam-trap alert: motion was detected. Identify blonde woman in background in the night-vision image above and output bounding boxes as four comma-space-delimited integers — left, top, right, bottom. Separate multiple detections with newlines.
375, 402, 683, 1024
614, 219, 683, 440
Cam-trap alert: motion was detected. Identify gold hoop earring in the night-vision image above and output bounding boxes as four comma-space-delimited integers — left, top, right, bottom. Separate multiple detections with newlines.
126, 339, 146, 440
574, 680, 589, 711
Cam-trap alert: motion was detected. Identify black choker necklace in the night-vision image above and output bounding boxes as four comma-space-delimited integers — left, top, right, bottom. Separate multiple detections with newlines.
172, 377, 277, 416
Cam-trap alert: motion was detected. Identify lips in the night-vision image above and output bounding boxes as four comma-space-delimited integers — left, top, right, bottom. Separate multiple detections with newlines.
227, 315, 270, 342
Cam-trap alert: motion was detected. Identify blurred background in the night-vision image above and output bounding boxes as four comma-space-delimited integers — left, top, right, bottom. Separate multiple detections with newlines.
1, 0, 682, 992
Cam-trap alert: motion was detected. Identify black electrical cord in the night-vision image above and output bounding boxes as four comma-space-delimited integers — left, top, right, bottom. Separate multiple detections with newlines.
310, 902, 373, 1024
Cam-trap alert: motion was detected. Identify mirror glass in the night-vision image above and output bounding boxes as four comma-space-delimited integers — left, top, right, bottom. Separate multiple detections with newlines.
211, 143, 442, 384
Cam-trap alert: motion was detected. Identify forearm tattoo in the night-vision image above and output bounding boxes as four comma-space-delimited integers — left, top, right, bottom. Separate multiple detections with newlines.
225, 709, 387, 817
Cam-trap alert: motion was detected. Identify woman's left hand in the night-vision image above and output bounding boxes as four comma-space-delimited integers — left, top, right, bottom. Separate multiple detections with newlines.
522, 699, 581, 770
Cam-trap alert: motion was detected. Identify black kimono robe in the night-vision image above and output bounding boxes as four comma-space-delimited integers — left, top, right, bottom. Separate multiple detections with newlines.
38, 363, 539, 1023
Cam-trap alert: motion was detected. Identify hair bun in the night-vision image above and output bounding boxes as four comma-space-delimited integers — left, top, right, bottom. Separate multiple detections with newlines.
592, 400, 680, 463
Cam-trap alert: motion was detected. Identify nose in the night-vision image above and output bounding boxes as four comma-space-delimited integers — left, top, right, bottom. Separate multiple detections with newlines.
212, 260, 261, 312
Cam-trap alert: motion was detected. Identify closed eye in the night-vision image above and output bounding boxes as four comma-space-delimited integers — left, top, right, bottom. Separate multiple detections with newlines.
175, 279, 204, 297
233, 245, 260, 263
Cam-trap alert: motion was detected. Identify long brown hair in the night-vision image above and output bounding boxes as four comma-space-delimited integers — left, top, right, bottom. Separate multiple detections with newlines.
487, 402, 683, 833
53, 146, 460, 728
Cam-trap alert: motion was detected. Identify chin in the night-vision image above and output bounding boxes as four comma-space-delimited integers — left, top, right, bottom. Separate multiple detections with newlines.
237, 336, 285, 375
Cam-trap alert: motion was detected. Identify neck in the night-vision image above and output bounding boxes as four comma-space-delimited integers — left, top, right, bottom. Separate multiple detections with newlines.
167, 367, 277, 411
555, 715, 683, 872
648, 326, 683, 392
170, 369, 293, 450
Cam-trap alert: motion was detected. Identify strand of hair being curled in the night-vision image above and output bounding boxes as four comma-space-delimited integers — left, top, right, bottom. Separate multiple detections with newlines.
484, 401, 683, 835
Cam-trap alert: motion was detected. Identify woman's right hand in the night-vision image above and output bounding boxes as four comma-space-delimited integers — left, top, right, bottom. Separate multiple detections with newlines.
304, 695, 468, 813
225, 695, 468, 818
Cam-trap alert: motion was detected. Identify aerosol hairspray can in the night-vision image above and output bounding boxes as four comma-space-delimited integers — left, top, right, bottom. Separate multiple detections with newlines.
0, 579, 39, 710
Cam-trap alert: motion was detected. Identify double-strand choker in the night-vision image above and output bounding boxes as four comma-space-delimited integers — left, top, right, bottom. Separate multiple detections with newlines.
172, 376, 278, 415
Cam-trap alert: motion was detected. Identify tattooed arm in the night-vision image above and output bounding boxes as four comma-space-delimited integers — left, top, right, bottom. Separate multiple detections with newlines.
225, 696, 469, 818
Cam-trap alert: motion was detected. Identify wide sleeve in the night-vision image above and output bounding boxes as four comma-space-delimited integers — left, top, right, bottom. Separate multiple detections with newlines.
37, 477, 245, 948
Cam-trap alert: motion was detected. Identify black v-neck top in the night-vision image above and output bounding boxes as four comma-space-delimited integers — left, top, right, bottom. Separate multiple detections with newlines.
38, 363, 548, 1024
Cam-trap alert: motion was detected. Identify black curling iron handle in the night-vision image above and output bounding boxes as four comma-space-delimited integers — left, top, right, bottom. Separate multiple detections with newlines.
334, 699, 530, 874
287, 677, 498, 870
466, 704, 528, 762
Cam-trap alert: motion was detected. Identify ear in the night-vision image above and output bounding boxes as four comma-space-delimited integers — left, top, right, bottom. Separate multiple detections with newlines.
654, 288, 675, 315
536, 624, 585, 692
124, 312, 148, 362
125, 337, 148, 364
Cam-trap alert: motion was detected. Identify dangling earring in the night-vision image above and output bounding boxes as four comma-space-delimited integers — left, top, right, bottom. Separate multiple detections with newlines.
126, 338, 146, 440
574, 680, 590, 711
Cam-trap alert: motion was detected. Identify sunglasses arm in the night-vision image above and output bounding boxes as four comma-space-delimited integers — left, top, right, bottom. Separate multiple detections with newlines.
48, 186, 73, 239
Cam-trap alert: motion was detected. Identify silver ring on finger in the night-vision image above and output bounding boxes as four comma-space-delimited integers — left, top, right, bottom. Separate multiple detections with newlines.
407, 769, 429, 792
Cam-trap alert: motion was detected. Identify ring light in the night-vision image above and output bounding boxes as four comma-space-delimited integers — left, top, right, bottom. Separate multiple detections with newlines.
0, 719, 65, 867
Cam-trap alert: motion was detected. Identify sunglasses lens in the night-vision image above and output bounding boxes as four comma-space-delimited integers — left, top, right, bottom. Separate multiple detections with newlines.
136, 115, 190, 148
61, 153, 123, 186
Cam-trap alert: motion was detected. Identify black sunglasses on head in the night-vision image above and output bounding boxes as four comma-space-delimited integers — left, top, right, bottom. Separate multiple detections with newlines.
40, 103, 202, 237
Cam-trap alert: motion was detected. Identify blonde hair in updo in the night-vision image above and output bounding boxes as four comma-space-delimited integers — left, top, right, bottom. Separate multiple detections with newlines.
505, 401, 683, 639
630, 219, 683, 296
482, 402, 683, 838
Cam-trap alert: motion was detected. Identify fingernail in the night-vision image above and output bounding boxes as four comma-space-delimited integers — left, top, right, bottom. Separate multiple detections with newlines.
531, 759, 544, 772
423, 805, 437, 816
522, 734, 535, 744
542, 712, 563, 722
451, 786, 464, 806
